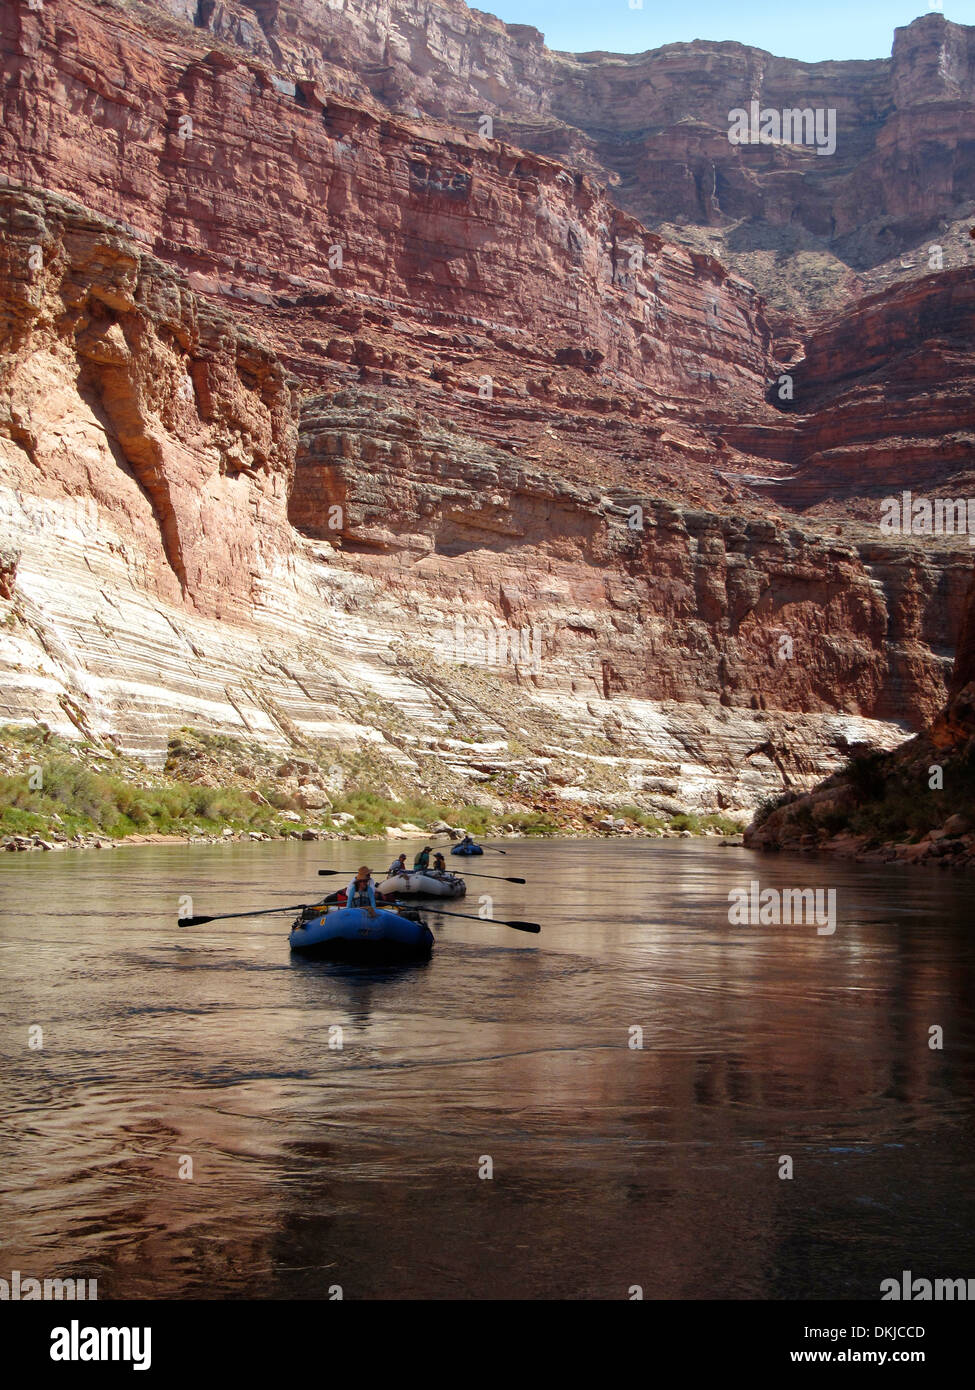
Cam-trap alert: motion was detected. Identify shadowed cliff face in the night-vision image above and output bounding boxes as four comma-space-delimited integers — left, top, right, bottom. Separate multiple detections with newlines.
745, 562, 975, 864
949, 568, 975, 700
141, 2, 975, 316
728, 266, 975, 514
0, 2, 973, 819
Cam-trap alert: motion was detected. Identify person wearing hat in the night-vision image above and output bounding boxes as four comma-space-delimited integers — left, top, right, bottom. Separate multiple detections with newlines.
413, 846, 432, 871
387, 852, 409, 879
432, 851, 446, 873
345, 865, 377, 917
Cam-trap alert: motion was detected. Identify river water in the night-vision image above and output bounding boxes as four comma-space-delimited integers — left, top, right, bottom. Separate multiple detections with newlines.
1, 838, 973, 1300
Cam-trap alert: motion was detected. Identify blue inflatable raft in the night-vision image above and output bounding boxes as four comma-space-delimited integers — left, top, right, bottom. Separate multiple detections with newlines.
289, 906, 434, 960
450, 843, 484, 856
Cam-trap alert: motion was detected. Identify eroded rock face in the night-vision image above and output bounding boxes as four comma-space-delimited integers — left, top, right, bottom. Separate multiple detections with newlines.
0, 3, 973, 819
0, 187, 297, 623
745, 562, 975, 861
293, 386, 970, 730
138, 2, 975, 313
0, 0, 777, 440
761, 268, 975, 509
0, 188, 936, 813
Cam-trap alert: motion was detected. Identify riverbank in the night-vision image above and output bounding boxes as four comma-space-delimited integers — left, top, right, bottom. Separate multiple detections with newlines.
744, 710, 975, 871
0, 723, 743, 854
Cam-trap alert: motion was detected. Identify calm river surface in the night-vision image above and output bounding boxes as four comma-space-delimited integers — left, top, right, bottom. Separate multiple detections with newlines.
1, 838, 973, 1300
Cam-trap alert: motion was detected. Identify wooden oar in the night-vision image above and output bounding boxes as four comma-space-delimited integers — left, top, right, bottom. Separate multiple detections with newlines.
393, 901, 540, 934
178, 901, 325, 927
317, 868, 526, 884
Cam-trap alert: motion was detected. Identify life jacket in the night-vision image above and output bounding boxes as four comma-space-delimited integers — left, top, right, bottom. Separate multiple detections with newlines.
413, 853, 430, 870
349, 882, 373, 908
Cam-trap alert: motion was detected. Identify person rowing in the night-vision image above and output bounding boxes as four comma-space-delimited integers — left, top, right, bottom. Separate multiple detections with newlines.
345, 865, 377, 918
458, 834, 475, 851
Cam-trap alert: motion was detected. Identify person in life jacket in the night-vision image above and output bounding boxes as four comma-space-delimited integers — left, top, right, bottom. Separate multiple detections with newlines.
432, 852, 446, 873
387, 853, 408, 878
459, 834, 475, 850
345, 865, 377, 917
413, 846, 432, 870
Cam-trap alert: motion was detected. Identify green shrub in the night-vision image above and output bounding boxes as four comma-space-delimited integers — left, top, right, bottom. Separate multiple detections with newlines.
817, 809, 850, 836
751, 792, 790, 827
615, 804, 667, 831
0, 754, 284, 840
844, 750, 888, 802
700, 813, 745, 835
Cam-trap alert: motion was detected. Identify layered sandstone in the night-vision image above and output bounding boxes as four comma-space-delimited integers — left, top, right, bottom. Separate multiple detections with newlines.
0, 187, 949, 817
138, 2, 975, 315
0, 0, 776, 449
725, 265, 975, 513
293, 386, 971, 730
1, 2, 973, 822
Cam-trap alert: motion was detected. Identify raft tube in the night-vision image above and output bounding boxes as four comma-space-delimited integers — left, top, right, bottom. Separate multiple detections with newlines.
289, 906, 434, 960
450, 843, 484, 856
376, 871, 466, 899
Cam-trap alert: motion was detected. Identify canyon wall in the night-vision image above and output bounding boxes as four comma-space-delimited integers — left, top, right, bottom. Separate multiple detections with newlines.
292, 386, 970, 729
140, 2, 975, 315
745, 559, 975, 864
1, 184, 962, 817
726, 265, 975, 513
1, 0, 973, 819
0, 0, 775, 431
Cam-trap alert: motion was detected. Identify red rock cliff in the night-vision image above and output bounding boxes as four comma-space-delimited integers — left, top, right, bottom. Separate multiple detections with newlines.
138, 3, 975, 314
0, 0, 972, 817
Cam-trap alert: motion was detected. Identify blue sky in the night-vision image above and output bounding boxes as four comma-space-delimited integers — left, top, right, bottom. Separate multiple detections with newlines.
480, 1, 974, 63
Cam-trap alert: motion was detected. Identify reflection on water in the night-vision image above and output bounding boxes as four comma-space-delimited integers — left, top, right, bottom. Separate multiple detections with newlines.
1, 838, 973, 1299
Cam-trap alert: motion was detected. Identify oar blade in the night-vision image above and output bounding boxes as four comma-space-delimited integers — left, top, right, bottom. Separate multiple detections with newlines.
395, 901, 541, 935
178, 915, 214, 927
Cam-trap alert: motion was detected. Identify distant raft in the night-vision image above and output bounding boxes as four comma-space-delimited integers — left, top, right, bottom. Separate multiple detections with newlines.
450, 843, 484, 856
375, 871, 467, 899
289, 906, 434, 960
